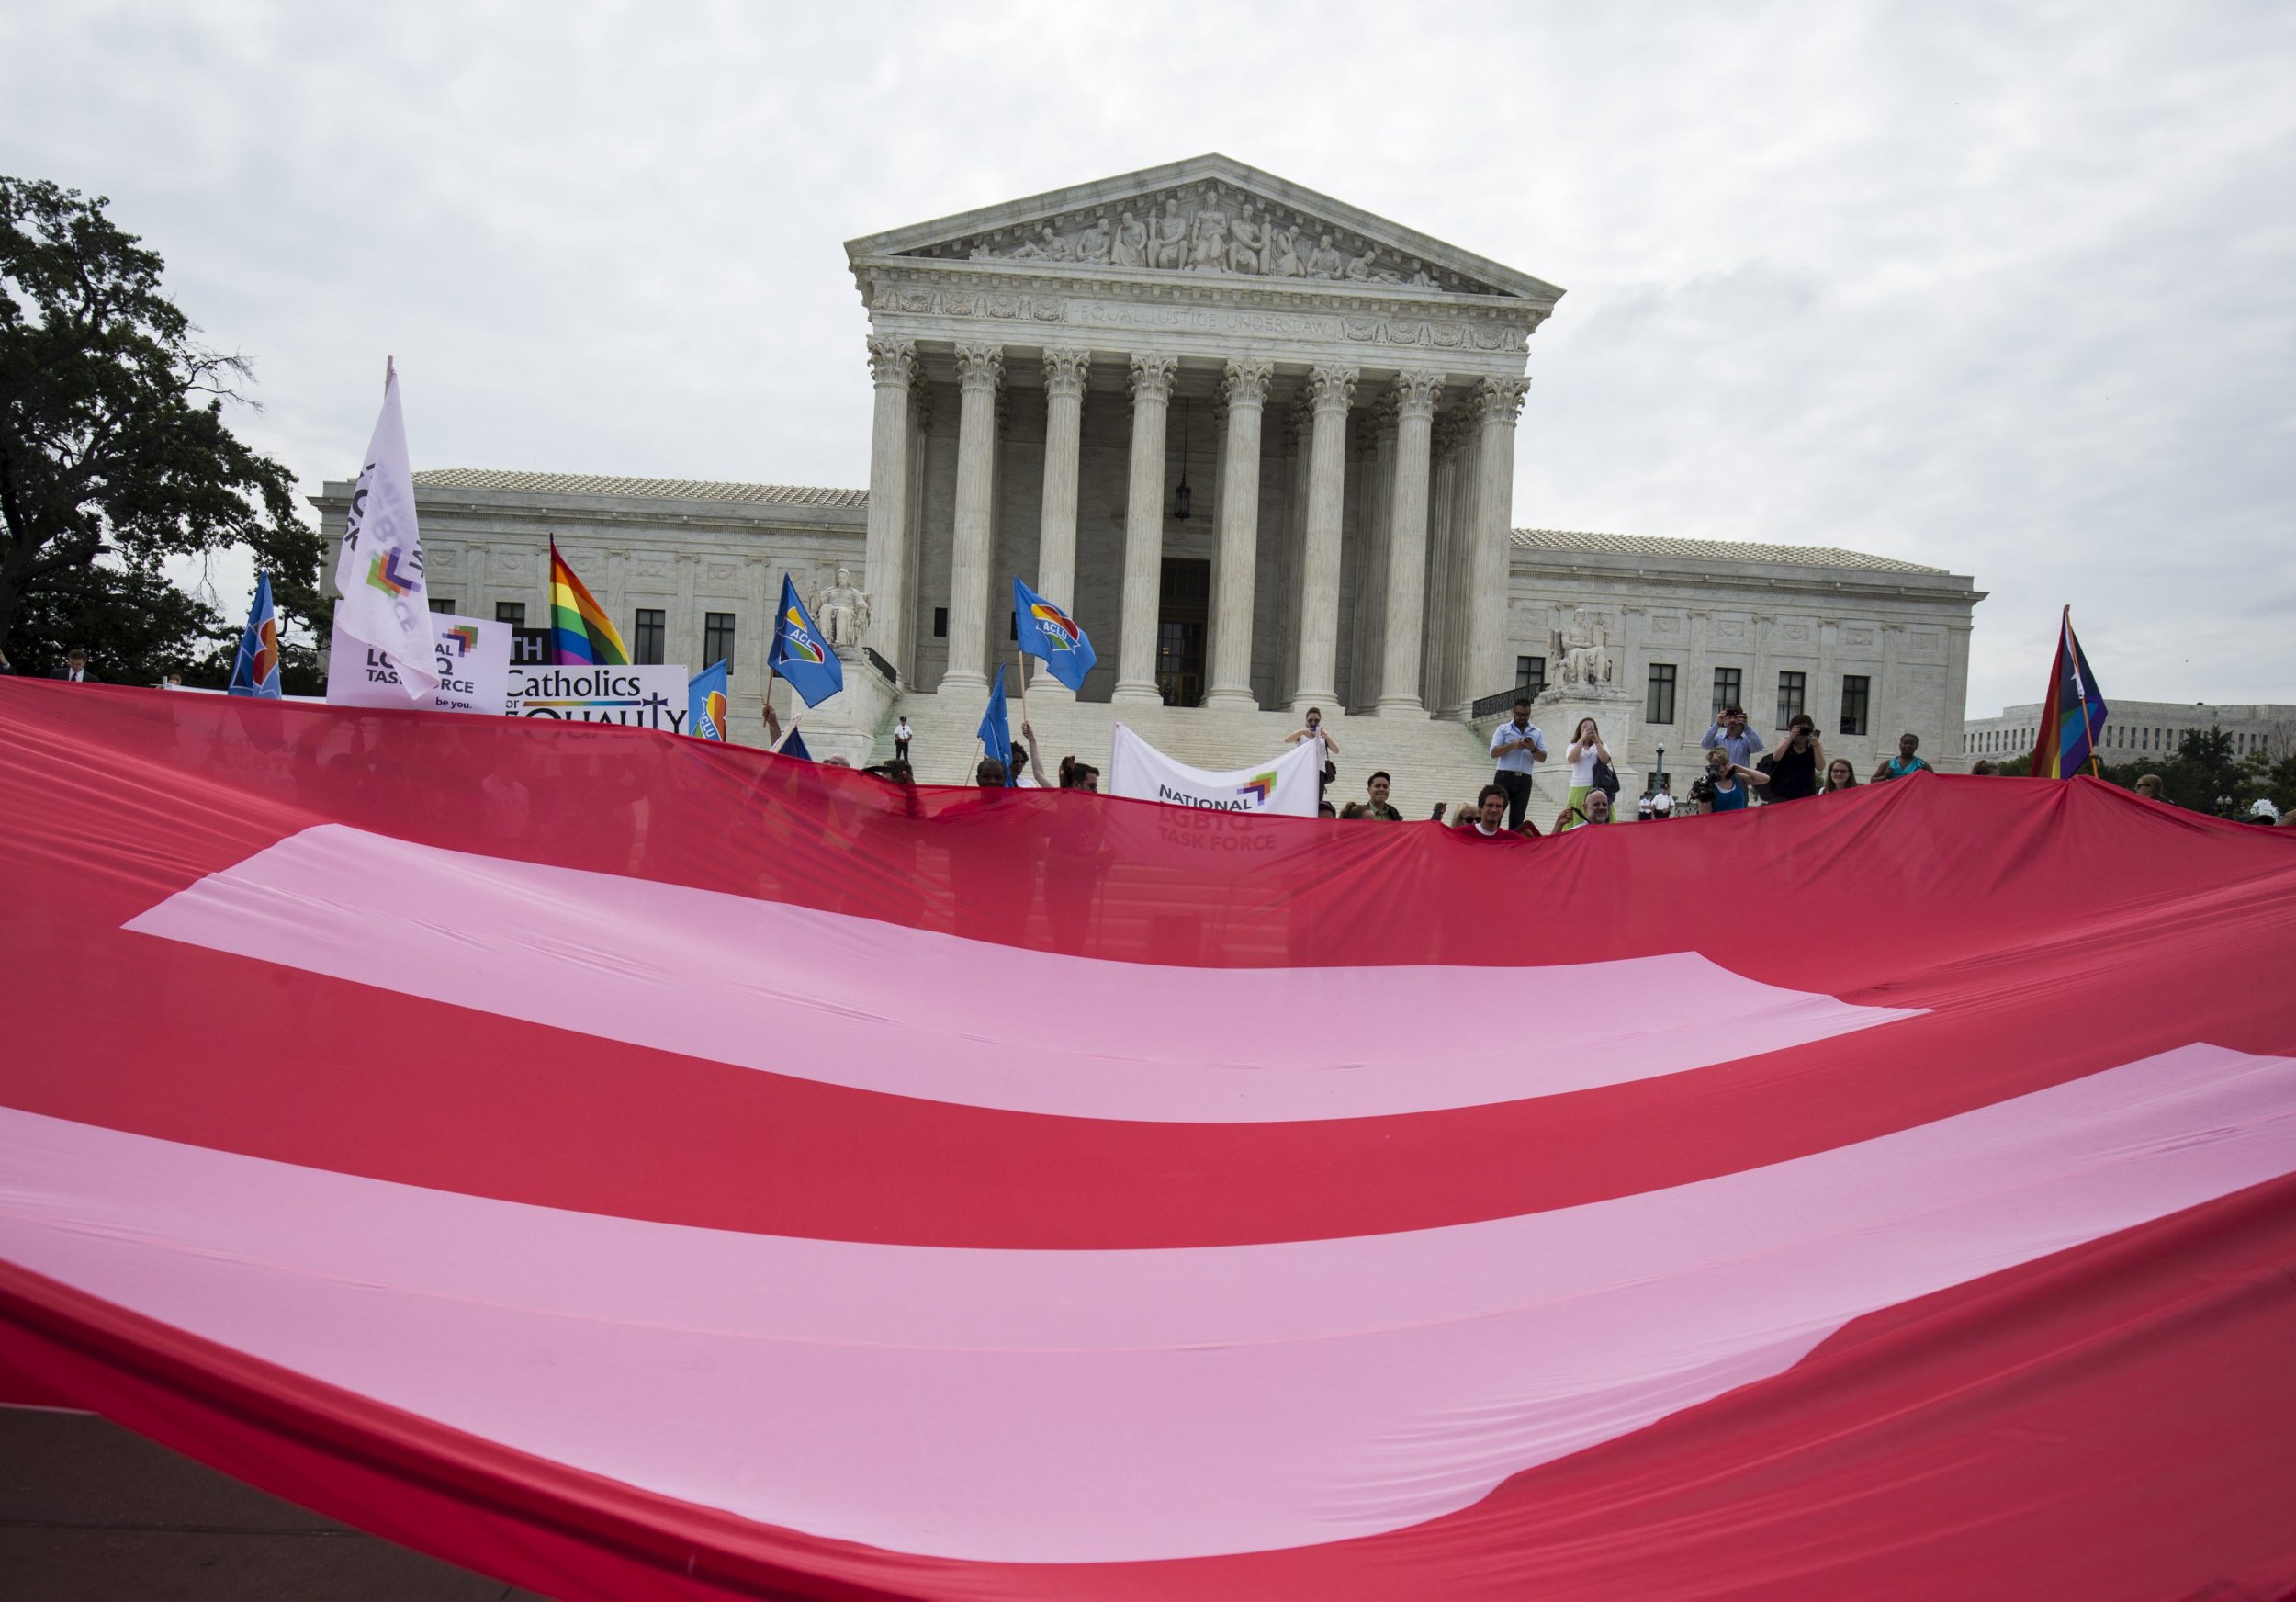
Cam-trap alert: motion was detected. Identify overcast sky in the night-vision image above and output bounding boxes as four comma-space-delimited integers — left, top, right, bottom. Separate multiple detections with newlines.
5, 1, 2290, 715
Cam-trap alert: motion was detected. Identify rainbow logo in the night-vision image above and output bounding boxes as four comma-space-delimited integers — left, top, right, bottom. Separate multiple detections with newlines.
249, 618, 279, 687
781, 606, 827, 664
703, 689, 728, 741
444, 626, 479, 655
1030, 602, 1083, 651
1235, 770, 1277, 807
366, 547, 418, 599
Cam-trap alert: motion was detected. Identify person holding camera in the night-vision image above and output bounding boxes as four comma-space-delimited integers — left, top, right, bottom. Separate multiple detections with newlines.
1488, 696, 1548, 830
1764, 714, 1825, 802
1700, 705, 1764, 768
1564, 716, 1615, 819
1691, 746, 1764, 813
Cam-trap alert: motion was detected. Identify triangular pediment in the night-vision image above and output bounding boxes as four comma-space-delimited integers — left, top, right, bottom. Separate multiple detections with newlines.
845, 154, 1561, 305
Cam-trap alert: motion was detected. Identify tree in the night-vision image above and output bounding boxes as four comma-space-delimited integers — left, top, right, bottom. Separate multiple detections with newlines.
0, 175, 321, 683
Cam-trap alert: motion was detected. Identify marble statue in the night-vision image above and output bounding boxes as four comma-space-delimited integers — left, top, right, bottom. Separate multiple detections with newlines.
1305, 233, 1346, 278
1227, 204, 1266, 274
1148, 198, 1188, 270
1266, 224, 1302, 277
1551, 608, 1615, 691
1112, 211, 1147, 268
813, 567, 872, 649
1077, 214, 1113, 264
1187, 188, 1230, 271
1406, 258, 1435, 287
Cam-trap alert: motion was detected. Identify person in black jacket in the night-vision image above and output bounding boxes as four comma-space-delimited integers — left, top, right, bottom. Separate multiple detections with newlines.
1763, 714, 1823, 802
49, 649, 99, 683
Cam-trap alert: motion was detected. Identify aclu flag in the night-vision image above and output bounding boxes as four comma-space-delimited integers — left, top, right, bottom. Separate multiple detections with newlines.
1012, 576, 1097, 694
1109, 723, 1321, 817
768, 575, 844, 708
332, 363, 437, 696
227, 573, 282, 699
687, 660, 730, 742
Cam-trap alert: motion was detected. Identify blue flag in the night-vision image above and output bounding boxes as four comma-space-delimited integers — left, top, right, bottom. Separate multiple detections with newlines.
1012, 577, 1097, 694
767, 575, 844, 708
976, 663, 1014, 784
778, 727, 812, 763
227, 573, 282, 698
687, 660, 730, 741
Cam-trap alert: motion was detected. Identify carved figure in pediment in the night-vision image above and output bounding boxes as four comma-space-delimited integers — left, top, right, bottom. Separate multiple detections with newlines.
969, 242, 996, 260
1187, 188, 1231, 271
1227, 204, 1266, 274
1305, 233, 1346, 278
1077, 214, 1113, 264
1010, 224, 1073, 262
1267, 225, 1302, 277
1406, 259, 1435, 288
1148, 198, 1187, 270
1112, 211, 1147, 268
1345, 249, 1374, 281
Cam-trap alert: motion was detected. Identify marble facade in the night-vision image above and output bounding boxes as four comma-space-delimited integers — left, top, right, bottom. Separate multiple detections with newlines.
311, 156, 1986, 784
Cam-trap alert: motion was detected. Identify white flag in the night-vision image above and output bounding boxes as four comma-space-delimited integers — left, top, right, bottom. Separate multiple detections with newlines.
332, 365, 438, 697
1107, 723, 1322, 817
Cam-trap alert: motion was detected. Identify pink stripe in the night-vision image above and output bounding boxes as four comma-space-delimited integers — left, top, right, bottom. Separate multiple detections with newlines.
3, 1044, 2290, 1562
123, 825, 1914, 1123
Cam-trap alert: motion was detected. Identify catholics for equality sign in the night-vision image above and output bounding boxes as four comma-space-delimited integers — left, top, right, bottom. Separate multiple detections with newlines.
326, 605, 512, 716
1108, 723, 1321, 818
509, 664, 693, 732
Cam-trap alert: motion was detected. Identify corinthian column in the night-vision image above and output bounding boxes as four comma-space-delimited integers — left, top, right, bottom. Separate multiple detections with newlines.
1204, 356, 1274, 709
1289, 365, 1356, 711
861, 336, 916, 676
1030, 347, 1092, 698
1112, 352, 1177, 704
1465, 376, 1530, 709
1376, 370, 1444, 716
942, 343, 1003, 693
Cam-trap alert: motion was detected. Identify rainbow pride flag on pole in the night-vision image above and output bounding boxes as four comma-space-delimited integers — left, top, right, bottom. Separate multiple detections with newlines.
2031, 605, 2109, 779
548, 538, 631, 666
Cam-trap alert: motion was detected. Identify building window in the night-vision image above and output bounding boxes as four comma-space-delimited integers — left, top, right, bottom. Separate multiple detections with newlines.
1840, 674, 1871, 737
1645, 663, 1677, 726
631, 609, 665, 665
1712, 667, 1742, 718
427, 597, 456, 615
933, 606, 949, 638
1514, 655, 1546, 697
703, 612, 736, 669
496, 602, 526, 628
1775, 671, 1806, 728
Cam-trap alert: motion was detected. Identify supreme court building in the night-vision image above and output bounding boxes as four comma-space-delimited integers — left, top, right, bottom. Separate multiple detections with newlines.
320, 155, 1982, 801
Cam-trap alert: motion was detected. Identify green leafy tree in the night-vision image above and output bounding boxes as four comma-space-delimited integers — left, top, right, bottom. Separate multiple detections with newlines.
0, 175, 321, 684
2163, 726, 2257, 816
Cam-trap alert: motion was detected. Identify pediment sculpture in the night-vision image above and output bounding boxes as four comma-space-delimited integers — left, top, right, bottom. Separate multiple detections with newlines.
930, 183, 1483, 295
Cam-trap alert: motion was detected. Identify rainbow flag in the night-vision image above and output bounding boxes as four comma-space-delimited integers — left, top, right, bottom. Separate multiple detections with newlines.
2031, 606, 2108, 779
548, 539, 630, 666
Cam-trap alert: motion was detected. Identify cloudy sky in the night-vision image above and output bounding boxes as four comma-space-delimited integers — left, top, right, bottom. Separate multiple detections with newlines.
5, 1, 2290, 714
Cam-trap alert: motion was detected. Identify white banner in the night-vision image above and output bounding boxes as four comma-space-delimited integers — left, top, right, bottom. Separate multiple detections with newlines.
1107, 724, 1322, 817
509, 664, 692, 732
332, 366, 438, 695
326, 605, 512, 716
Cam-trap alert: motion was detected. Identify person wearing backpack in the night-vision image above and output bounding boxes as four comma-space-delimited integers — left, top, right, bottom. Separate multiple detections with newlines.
1565, 717, 1616, 820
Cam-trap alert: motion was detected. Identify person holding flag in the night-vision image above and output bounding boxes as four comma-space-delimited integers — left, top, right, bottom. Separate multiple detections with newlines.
2031, 605, 2110, 778
548, 539, 632, 665
686, 660, 730, 741
333, 360, 438, 697
227, 574, 283, 699
1012, 577, 1097, 694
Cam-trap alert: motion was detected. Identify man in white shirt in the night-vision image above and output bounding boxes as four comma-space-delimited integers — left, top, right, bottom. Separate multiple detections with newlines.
49, 648, 98, 683
893, 716, 912, 763
1488, 697, 1547, 830
1285, 706, 1341, 805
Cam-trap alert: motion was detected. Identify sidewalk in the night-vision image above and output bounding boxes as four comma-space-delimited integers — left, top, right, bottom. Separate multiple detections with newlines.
0, 1407, 549, 1600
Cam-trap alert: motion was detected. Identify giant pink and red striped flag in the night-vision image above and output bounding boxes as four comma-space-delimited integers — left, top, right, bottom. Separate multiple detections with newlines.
3, 678, 2295, 1600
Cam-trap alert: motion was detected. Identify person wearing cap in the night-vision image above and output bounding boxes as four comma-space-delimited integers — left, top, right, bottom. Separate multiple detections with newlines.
1700, 704, 1764, 769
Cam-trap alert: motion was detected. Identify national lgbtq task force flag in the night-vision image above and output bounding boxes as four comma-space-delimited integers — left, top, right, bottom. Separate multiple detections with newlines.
2032, 605, 2110, 779
330, 362, 437, 696
5, 681, 2296, 1602
767, 575, 843, 708
687, 660, 731, 742
547, 539, 631, 667
1012, 576, 1097, 694
227, 573, 282, 699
